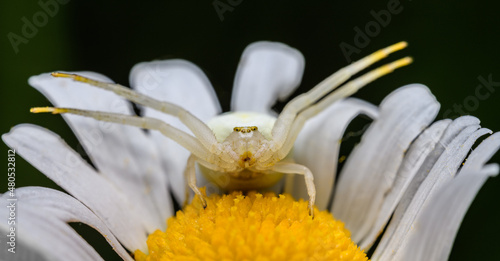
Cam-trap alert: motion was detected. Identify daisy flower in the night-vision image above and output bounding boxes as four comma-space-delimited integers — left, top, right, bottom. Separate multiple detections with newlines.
1, 42, 499, 261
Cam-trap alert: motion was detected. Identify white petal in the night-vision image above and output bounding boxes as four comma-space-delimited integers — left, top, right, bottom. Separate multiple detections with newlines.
293, 98, 379, 209
130, 59, 221, 119
231, 41, 305, 114
29, 72, 172, 233
0, 187, 133, 261
373, 116, 480, 259
400, 132, 500, 261
2, 125, 147, 251
332, 84, 440, 243
358, 119, 451, 249
373, 116, 491, 260
129, 60, 221, 202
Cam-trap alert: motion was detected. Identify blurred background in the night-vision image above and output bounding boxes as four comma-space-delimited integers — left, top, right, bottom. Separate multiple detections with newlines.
1, 0, 499, 260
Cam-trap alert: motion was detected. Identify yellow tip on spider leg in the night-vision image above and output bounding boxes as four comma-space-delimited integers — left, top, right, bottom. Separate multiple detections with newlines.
379, 56, 413, 74
51, 72, 70, 77
358, 56, 413, 85
51, 72, 90, 83
373, 41, 409, 60
348, 41, 409, 75
30, 107, 68, 114
388, 41, 408, 53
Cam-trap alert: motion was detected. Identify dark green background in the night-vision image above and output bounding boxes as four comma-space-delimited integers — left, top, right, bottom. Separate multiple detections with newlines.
1, 1, 499, 260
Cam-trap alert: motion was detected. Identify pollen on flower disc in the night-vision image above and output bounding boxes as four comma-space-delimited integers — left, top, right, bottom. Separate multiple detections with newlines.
134, 190, 369, 261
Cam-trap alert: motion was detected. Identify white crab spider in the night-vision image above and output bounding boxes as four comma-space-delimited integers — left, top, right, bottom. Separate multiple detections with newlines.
32, 42, 411, 217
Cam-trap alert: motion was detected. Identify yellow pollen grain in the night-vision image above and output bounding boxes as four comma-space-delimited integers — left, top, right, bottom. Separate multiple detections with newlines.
135, 190, 369, 261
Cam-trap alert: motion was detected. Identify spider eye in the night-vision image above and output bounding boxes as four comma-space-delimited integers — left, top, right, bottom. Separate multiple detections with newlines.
233, 126, 258, 133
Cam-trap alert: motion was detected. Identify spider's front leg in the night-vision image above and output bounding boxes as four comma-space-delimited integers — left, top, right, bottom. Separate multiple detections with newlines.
266, 55, 413, 164
50, 72, 223, 156
31, 107, 213, 159
268, 42, 411, 158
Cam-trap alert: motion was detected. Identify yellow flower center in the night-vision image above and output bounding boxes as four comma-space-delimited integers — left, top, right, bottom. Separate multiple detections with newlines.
134, 191, 368, 261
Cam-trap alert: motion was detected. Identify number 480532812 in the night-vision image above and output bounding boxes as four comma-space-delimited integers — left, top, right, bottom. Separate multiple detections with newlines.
7, 149, 16, 196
